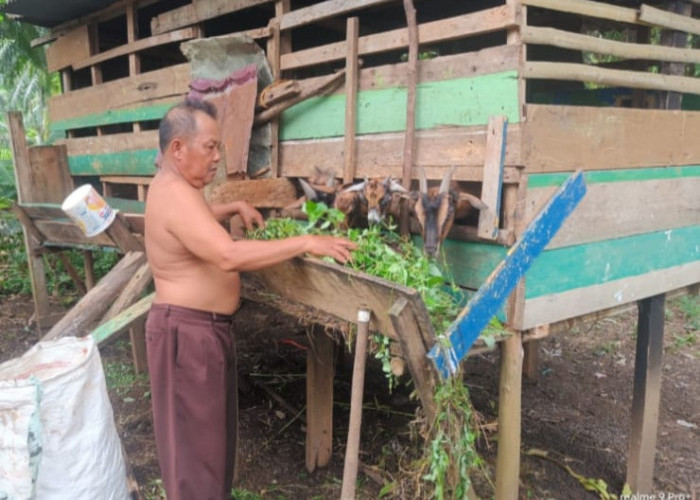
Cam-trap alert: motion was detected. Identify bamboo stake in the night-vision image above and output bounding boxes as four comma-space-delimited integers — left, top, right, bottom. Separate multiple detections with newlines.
340, 309, 371, 500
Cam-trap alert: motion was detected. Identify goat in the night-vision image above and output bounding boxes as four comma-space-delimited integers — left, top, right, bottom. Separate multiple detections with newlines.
297, 166, 339, 207
335, 176, 408, 227
411, 166, 487, 258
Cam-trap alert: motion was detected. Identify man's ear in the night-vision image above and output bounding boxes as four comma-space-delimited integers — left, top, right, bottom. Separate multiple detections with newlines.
170, 137, 185, 160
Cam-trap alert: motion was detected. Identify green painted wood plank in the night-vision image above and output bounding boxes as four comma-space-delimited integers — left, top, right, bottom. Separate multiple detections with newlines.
69, 149, 158, 176
51, 103, 173, 132
106, 197, 145, 214
528, 165, 700, 188
280, 71, 519, 141
437, 238, 508, 291
525, 225, 700, 299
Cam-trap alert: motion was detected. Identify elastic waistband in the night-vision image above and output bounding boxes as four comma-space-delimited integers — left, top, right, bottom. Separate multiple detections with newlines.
150, 303, 236, 323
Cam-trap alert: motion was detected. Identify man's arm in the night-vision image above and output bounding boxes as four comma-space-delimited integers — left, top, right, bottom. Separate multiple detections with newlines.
170, 185, 354, 271
210, 200, 265, 230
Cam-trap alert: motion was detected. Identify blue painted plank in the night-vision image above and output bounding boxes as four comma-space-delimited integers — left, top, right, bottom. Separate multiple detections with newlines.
428, 170, 588, 378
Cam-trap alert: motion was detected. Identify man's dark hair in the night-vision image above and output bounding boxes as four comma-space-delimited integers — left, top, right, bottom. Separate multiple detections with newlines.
158, 98, 217, 153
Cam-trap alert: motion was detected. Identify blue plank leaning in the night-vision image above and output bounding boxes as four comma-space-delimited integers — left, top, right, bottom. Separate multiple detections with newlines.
428, 169, 587, 379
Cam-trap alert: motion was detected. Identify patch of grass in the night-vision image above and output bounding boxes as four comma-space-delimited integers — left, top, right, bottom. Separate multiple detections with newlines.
103, 360, 147, 398
674, 294, 699, 331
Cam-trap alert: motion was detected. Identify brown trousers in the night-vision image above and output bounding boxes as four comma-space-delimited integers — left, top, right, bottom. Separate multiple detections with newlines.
146, 304, 238, 500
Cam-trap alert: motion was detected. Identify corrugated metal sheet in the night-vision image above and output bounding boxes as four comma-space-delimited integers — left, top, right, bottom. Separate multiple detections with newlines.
2, 0, 116, 28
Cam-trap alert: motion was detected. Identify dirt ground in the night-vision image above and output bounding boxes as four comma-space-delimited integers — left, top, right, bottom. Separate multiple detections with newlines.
0, 292, 697, 499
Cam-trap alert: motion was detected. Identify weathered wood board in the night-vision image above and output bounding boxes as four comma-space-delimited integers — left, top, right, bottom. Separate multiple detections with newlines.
522, 105, 700, 172
524, 170, 700, 249
46, 25, 90, 72
280, 125, 522, 181
280, 72, 520, 141
48, 64, 189, 125
210, 178, 298, 207
242, 257, 428, 341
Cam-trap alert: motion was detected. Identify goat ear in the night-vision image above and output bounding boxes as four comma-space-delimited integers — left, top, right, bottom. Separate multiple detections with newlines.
458, 192, 488, 210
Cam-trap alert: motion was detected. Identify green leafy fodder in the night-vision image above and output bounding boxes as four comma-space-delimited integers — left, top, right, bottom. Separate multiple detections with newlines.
250, 202, 486, 497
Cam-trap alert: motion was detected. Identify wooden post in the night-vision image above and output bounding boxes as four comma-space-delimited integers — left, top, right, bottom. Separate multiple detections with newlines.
267, 19, 281, 178
129, 318, 148, 374
477, 115, 508, 240
522, 339, 540, 379
659, 1, 692, 109
495, 333, 523, 500
126, 1, 142, 133
306, 326, 335, 472
389, 298, 437, 422
343, 17, 359, 185
83, 250, 96, 290
7, 112, 51, 329
340, 309, 371, 500
626, 294, 665, 493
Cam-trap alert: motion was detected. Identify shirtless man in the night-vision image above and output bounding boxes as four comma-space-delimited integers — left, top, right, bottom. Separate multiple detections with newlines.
144, 99, 355, 500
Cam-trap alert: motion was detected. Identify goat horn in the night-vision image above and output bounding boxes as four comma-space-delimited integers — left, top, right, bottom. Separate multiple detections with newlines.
439, 165, 456, 194
418, 167, 428, 194
298, 178, 318, 201
342, 181, 366, 193
390, 179, 408, 193
326, 172, 336, 188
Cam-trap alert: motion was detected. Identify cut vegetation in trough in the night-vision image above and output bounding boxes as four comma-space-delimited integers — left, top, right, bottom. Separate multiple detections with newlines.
250, 201, 501, 498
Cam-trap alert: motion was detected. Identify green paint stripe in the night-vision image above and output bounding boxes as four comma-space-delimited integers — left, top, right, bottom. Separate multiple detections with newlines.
51, 103, 172, 132
440, 239, 508, 290
280, 71, 519, 141
106, 197, 145, 214
528, 165, 700, 188
525, 225, 700, 299
69, 149, 158, 176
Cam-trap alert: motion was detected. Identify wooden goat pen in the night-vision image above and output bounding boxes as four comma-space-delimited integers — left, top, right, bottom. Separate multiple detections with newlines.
5, 0, 700, 497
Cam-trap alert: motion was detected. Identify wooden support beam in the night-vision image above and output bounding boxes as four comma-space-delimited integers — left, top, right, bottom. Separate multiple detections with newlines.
659, 1, 693, 110
281, 6, 516, 71
639, 3, 700, 35
478, 116, 507, 240
105, 212, 145, 253
267, 20, 282, 178
340, 309, 370, 500
101, 259, 152, 322
74, 27, 200, 70
523, 61, 700, 95
8, 113, 51, 326
522, 0, 639, 25
626, 294, 665, 493
151, 0, 273, 35
91, 292, 154, 345
343, 17, 360, 185
280, 0, 393, 31
305, 327, 335, 472
56, 251, 88, 296
522, 25, 700, 64
389, 297, 437, 422
495, 333, 524, 500
129, 319, 148, 374
43, 251, 148, 341
83, 250, 96, 290
523, 328, 545, 379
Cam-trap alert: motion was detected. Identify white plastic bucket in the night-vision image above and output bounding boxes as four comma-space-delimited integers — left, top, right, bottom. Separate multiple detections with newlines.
61, 184, 116, 237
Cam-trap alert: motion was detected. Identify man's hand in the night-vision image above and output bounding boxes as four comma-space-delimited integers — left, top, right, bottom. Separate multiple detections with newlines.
303, 235, 357, 264
235, 201, 265, 232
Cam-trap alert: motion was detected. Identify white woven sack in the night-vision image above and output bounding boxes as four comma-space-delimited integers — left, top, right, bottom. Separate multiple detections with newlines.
0, 336, 129, 500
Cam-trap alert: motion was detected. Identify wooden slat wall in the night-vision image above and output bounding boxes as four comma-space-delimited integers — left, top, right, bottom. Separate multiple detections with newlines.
48, 64, 190, 125
522, 105, 700, 172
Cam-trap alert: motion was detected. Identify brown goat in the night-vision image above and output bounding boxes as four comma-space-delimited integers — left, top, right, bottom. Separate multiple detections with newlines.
411, 166, 487, 258
335, 176, 408, 226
